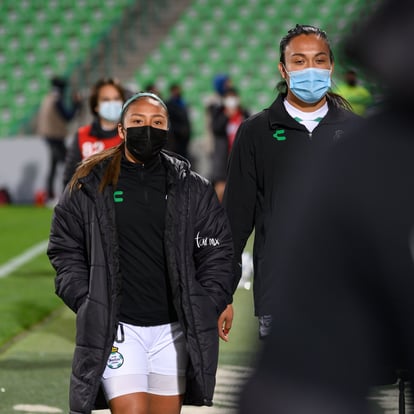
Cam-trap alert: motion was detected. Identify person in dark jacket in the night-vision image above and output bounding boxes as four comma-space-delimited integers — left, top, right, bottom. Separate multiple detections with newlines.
239, 1, 414, 412
210, 87, 250, 202
62, 78, 126, 187
37, 76, 81, 202
223, 24, 359, 339
47, 92, 234, 414
165, 83, 192, 160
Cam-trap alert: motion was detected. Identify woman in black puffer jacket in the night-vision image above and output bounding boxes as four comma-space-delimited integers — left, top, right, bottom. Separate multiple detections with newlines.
47, 92, 235, 414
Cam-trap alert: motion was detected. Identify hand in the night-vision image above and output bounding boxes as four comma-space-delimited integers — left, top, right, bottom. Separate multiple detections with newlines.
218, 304, 234, 342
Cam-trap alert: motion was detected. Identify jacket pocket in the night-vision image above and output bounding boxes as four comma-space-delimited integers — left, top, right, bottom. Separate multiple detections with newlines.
76, 297, 109, 348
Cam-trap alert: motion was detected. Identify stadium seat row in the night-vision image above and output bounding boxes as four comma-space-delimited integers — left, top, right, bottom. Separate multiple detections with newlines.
0, 0, 377, 138
0, 0, 135, 137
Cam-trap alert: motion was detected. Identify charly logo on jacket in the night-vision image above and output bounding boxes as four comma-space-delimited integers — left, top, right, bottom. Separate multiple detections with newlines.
333, 129, 345, 141
273, 129, 286, 141
195, 232, 220, 248
113, 190, 124, 203
107, 346, 124, 369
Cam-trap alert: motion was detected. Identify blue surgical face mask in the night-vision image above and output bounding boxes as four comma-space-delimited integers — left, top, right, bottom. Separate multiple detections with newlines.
98, 100, 123, 122
285, 67, 332, 104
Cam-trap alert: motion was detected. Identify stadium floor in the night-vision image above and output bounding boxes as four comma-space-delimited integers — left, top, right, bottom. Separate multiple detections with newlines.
0, 293, 255, 414
0, 293, 412, 414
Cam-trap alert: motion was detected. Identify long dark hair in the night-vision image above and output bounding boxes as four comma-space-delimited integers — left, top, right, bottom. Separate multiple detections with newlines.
278, 24, 352, 110
69, 143, 124, 193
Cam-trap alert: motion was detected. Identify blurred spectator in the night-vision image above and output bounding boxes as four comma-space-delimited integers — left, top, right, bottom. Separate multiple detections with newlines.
123, 81, 139, 100
205, 73, 233, 128
203, 74, 233, 159
165, 83, 192, 160
334, 69, 372, 116
144, 81, 161, 97
37, 76, 81, 202
223, 24, 359, 340
63, 78, 126, 187
207, 74, 233, 110
0, 187, 11, 205
210, 87, 250, 202
239, 1, 414, 413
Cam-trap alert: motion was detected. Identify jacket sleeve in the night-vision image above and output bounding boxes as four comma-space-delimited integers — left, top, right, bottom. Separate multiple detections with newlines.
222, 120, 257, 291
47, 187, 89, 313
193, 182, 235, 314
63, 132, 82, 187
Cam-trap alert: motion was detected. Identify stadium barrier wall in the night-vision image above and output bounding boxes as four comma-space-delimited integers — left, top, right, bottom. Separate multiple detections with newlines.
0, 135, 64, 204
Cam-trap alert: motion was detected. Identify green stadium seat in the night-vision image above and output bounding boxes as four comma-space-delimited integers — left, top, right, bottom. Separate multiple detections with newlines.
0, 0, 138, 137
0, 0, 376, 139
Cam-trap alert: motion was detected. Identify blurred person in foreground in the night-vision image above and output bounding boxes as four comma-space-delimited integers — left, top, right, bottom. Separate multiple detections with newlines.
37, 76, 81, 202
48, 92, 234, 414
223, 24, 359, 339
63, 78, 126, 187
239, 1, 414, 413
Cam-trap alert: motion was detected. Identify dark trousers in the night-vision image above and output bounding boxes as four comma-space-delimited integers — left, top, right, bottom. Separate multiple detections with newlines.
45, 138, 66, 199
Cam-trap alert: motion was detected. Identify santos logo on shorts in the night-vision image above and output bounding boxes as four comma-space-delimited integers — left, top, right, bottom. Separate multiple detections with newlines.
107, 346, 124, 369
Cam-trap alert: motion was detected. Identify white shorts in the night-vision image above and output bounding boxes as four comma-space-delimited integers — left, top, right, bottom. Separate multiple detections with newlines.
101, 321, 188, 400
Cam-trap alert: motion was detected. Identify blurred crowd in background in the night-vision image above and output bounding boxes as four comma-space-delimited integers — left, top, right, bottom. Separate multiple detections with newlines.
0, 0, 380, 206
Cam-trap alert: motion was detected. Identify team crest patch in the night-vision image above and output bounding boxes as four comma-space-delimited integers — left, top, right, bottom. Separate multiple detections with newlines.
107, 346, 124, 369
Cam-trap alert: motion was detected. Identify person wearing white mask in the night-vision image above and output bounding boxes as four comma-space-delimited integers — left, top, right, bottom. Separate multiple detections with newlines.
210, 87, 250, 202
223, 25, 360, 340
63, 78, 126, 187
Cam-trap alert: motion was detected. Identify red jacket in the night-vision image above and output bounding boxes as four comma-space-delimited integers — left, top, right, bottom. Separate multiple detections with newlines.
63, 120, 122, 186
77, 124, 122, 159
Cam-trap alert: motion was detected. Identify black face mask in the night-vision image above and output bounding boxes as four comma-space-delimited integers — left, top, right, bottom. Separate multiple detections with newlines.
125, 126, 168, 163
